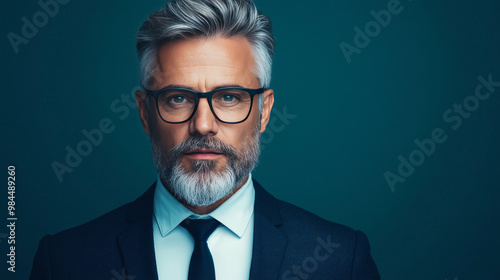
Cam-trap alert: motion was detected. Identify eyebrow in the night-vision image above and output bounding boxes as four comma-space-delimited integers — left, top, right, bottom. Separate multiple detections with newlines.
159, 84, 245, 92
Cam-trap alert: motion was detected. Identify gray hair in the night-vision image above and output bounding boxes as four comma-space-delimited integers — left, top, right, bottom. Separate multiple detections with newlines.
136, 0, 275, 91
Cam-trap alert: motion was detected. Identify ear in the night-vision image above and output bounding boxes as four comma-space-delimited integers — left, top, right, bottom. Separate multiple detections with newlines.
259, 89, 274, 133
135, 90, 151, 136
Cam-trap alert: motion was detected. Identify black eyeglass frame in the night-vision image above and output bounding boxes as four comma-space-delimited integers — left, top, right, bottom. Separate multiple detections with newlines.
144, 86, 265, 124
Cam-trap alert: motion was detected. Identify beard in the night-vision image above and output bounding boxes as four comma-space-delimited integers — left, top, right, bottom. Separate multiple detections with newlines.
150, 128, 260, 207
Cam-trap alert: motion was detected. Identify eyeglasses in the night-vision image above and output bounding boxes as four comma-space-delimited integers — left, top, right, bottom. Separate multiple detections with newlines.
144, 86, 265, 124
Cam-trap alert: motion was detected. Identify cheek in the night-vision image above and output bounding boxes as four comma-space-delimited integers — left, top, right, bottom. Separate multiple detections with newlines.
152, 122, 189, 149
221, 121, 258, 150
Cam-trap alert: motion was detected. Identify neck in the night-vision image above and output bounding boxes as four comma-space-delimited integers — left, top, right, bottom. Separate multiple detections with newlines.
163, 175, 249, 215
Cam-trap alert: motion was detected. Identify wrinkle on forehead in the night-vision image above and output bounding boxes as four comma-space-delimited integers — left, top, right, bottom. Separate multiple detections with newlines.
155, 36, 259, 91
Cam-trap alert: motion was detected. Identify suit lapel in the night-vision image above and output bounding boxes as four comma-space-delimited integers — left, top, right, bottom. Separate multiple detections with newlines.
249, 180, 287, 280
117, 184, 159, 280
114, 180, 287, 280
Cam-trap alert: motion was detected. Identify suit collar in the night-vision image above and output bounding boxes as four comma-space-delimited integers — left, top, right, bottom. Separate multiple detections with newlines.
117, 183, 159, 280
153, 174, 256, 238
249, 179, 287, 280
117, 180, 287, 280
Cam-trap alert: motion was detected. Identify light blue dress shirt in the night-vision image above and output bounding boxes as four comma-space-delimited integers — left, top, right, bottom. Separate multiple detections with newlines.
153, 173, 255, 280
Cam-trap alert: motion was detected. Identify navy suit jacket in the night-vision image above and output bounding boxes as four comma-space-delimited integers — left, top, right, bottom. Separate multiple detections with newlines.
30, 179, 380, 279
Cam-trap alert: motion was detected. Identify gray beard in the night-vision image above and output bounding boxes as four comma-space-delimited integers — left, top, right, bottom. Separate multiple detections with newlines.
150, 130, 260, 206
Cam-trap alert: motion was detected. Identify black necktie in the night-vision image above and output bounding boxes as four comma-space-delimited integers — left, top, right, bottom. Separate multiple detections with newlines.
181, 218, 221, 280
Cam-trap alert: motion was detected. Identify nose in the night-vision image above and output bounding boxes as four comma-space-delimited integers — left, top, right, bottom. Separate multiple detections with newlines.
189, 98, 219, 136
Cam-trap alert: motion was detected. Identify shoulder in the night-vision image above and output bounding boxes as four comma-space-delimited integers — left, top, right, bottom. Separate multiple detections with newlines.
252, 180, 380, 278
277, 197, 356, 236
46, 183, 155, 243
34, 197, 137, 269
253, 179, 357, 239
276, 194, 368, 250
30, 202, 132, 279
253, 179, 371, 256
48, 199, 135, 244
30, 185, 156, 279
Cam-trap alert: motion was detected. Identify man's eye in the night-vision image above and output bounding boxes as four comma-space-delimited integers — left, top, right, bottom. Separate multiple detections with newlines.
221, 95, 236, 102
170, 95, 187, 104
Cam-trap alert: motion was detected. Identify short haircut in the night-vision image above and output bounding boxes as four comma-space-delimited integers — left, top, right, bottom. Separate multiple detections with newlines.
136, 0, 275, 90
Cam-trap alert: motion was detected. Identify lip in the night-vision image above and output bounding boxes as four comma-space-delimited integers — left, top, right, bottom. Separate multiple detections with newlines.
184, 149, 223, 160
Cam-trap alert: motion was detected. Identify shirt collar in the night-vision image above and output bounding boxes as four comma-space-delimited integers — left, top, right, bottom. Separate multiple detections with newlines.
153, 173, 255, 238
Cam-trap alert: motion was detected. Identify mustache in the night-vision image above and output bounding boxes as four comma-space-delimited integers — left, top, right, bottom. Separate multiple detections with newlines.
169, 135, 239, 160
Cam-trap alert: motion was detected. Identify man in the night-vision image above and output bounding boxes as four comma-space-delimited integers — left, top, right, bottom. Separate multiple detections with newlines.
30, 0, 380, 279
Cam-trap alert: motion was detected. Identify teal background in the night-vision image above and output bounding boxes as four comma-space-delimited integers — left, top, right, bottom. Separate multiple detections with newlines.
1, 0, 499, 279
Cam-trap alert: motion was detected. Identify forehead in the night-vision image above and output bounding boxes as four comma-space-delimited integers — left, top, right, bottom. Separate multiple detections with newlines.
155, 36, 259, 90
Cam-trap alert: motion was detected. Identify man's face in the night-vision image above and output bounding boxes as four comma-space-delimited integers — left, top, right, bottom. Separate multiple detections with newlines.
136, 36, 274, 206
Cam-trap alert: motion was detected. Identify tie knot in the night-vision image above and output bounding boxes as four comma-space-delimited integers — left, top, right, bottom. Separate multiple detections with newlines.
181, 218, 220, 242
